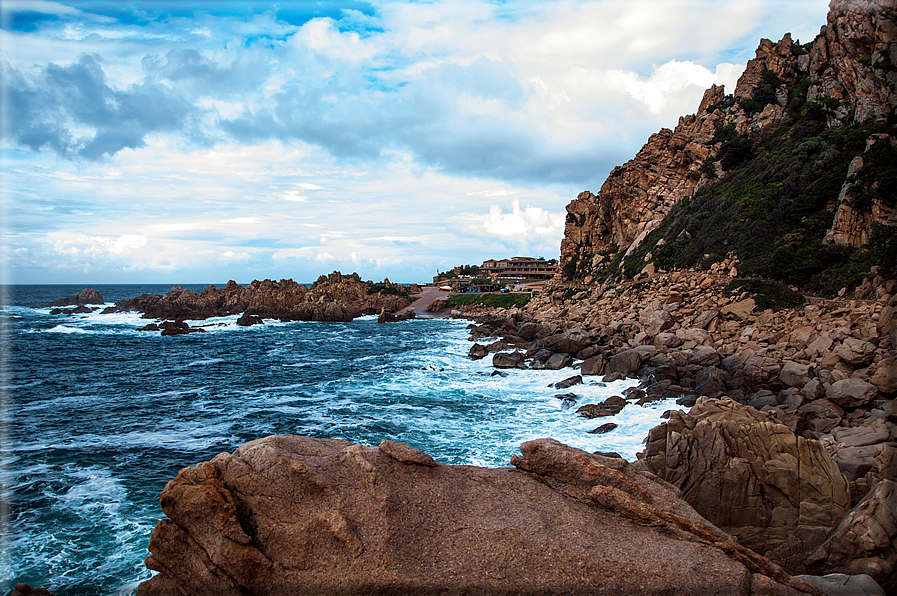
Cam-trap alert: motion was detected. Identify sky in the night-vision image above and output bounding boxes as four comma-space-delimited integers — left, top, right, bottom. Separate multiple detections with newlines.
1, 0, 831, 284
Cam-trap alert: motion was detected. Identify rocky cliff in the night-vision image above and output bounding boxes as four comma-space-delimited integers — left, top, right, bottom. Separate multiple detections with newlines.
560, 0, 897, 282
137, 435, 820, 595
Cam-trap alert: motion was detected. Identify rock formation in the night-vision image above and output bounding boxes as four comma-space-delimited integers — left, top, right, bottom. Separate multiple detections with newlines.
641, 398, 851, 574
138, 436, 820, 595
114, 272, 410, 323
805, 479, 897, 590
559, 84, 728, 278
457, 260, 897, 578
559, 0, 897, 278
44, 288, 104, 307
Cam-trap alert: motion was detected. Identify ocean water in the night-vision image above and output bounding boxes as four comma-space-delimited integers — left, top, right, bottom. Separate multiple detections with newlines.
1, 284, 682, 595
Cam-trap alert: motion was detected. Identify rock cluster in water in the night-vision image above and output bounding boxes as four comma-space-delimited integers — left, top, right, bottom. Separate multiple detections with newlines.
137, 435, 822, 595
108, 272, 413, 323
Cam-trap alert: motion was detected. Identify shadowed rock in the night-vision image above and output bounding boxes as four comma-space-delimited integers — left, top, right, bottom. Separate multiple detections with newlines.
642, 397, 851, 574
44, 288, 104, 307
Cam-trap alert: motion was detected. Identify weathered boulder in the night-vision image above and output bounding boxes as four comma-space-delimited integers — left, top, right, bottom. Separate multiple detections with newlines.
553, 375, 582, 389
642, 398, 851, 573
137, 435, 819, 595
689, 345, 722, 368
781, 361, 813, 388
798, 400, 846, 436
606, 349, 645, 377
236, 313, 263, 327
493, 351, 525, 369
588, 423, 618, 434
580, 354, 606, 376
576, 396, 627, 419
838, 338, 877, 369
545, 353, 574, 370
159, 320, 205, 336
468, 343, 489, 360
10, 584, 56, 596
827, 379, 879, 410
695, 366, 728, 398
870, 366, 897, 395
639, 307, 673, 336
546, 327, 591, 354
805, 480, 897, 592
794, 573, 884, 596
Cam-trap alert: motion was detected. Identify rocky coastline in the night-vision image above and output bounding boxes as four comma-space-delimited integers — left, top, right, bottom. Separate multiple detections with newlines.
444, 260, 897, 591
90, 0, 897, 592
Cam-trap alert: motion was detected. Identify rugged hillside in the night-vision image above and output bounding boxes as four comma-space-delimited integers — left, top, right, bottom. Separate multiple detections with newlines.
560, 0, 897, 293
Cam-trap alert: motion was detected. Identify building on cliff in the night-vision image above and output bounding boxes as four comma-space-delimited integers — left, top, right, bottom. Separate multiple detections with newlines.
480, 256, 558, 280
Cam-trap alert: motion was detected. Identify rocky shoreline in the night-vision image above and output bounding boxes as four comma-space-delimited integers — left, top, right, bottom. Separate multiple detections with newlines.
449, 262, 897, 590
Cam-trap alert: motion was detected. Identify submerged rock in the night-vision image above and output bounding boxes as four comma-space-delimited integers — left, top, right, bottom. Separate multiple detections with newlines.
137, 435, 820, 595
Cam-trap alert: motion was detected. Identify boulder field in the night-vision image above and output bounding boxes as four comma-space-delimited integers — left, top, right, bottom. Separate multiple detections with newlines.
137, 435, 822, 595
456, 263, 897, 590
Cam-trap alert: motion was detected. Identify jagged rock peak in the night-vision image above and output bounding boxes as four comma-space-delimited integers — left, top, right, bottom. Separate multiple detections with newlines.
558, 0, 897, 281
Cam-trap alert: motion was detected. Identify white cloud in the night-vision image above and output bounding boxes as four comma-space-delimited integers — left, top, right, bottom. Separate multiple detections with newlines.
5, 0, 834, 283
51, 233, 147, 257
220, 250, 250, 262
482, 200, 565, 240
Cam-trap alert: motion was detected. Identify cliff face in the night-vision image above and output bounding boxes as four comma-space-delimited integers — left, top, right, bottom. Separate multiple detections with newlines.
560, 0, 897, 280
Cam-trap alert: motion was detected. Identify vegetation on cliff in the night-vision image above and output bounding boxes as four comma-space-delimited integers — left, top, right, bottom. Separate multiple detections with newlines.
560, 1, 897, 299
622, 105, 897, 296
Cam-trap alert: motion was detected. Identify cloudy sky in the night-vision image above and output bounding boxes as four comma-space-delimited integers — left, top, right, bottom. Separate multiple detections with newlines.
2, 0, 830, 284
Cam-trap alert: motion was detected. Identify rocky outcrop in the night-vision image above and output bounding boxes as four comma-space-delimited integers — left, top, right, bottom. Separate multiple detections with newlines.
641, 398, 852, 574
138, 435, 820, 595
44, 288, 104, 307
805, 480, 897, 591
558, 0, 897, 278
114, 272, 410, 323
559, 84, 728, 278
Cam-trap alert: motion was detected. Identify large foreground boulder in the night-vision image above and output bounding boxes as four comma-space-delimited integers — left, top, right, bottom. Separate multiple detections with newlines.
137, 435, 820, 595
641, 398, 851, 573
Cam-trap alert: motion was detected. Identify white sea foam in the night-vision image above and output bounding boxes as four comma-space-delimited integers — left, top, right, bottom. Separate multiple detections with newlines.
44, 324, 88, 334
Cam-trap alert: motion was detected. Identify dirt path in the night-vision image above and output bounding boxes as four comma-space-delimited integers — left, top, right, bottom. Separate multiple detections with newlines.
401, 286, 450, 317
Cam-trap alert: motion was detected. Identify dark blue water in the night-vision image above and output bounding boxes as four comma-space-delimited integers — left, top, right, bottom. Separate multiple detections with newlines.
1, 285, 675, 595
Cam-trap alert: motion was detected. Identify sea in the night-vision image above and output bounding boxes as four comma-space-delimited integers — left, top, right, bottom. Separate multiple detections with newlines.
1, 284, 683, 595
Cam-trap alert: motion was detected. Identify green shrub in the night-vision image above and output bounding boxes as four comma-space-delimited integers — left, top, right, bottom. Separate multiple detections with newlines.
727, 279, 806, 311
445, 294, 531, 309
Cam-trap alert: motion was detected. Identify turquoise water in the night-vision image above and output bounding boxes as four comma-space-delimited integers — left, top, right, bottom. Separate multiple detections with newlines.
1, 285, 679, 595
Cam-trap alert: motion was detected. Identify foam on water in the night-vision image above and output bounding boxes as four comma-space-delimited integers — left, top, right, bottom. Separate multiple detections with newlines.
5, 300, 683, 595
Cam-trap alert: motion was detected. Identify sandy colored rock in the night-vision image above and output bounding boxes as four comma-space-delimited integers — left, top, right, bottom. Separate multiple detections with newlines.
137, 435, 819, 595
